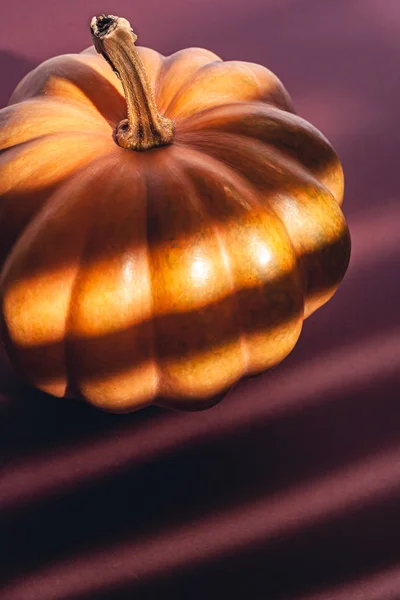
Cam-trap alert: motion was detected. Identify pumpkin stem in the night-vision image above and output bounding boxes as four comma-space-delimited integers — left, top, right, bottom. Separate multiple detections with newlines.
90, 14, 174, 151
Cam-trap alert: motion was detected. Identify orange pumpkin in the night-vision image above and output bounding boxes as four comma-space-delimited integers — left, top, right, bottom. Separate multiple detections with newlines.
0, 14, 350, 412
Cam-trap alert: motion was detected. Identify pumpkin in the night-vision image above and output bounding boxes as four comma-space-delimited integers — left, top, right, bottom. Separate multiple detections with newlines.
0, 14, 350, 412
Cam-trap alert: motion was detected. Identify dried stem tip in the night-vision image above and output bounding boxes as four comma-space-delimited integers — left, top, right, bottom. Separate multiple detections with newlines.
90, 14, 174, 151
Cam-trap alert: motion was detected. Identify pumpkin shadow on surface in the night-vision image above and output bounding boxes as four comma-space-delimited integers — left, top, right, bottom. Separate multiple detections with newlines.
0, 347, 164, 460
2, 350, 400, 598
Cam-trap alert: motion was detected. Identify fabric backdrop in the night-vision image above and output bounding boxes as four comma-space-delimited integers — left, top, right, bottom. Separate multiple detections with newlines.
1, 1, 400, 598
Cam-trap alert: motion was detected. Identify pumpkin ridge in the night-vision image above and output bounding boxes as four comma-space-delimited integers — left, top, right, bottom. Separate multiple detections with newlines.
0, 140, 116, 272
155, 48, 222, 116
0, 130, 114, 205
179, 130, 335, 206
0, 161, 108, 397
181, 156, 250, 376
59, 155, 157, 409
162, 60, 228, 118
176, 134, 347, 315
174, 145, 304, 378
0, 97, 111, 149
164, 59, 293, 120
144, 150, 245, 403
220, 60, 293, 111
176, 102, 343, 204
10, 54, 126, 127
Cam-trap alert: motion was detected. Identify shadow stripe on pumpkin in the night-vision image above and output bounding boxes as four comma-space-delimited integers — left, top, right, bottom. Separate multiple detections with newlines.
1, 235, 348, 405
0, 118, 349, 410
2, 271, 302, 395
173, 142, 349, 317
0, 139, 349, 297
0, 144, 304, 408
0, 133, 118, 267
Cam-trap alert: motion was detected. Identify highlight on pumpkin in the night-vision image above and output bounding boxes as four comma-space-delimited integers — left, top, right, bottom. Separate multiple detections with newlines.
0, 14, 350, 412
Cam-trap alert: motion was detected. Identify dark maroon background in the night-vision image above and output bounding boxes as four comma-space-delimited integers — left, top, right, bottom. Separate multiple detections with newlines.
1, 1, 400, 598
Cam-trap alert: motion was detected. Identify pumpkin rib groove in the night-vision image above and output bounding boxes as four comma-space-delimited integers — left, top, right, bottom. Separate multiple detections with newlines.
0, 134, 53, 159
23, 93, 119, 128
162, 60, 240, 117
0, 97, 111, 146
63, 191, 101, 401
0, 126, 110, 157
144, 152, 177, 401
0, 130, 112, 165
142, 159, 162, 406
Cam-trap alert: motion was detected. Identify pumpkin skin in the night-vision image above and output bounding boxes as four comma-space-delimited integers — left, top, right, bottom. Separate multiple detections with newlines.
0, 18, 350, 412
